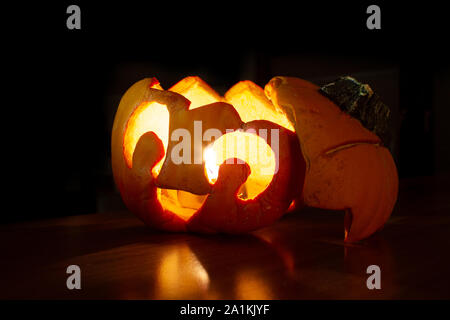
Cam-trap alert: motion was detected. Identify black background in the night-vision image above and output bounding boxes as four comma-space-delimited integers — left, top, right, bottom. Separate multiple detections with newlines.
4, 1, 449, 223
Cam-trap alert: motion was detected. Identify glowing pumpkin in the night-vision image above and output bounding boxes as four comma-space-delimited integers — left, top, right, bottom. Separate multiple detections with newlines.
112, 75, 398, 241
111, 77, 305, 233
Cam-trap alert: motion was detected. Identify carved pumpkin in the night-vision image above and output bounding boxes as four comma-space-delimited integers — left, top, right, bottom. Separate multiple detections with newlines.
264, 76, 399, 242
111, 77, 305, 233
112, 75, 398, 241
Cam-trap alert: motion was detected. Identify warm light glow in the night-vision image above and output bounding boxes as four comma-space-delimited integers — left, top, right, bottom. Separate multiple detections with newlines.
123, 101, 169, 176
155, 245, 210, 299
123, 101, 207, 221
156, 189, 206, 221
204, 131, 276, 200
203, 146, 219, 181
225, 81, 295, 132
123, 77, 289, 221
170, 76, 222, 110
235, 270, 273, 299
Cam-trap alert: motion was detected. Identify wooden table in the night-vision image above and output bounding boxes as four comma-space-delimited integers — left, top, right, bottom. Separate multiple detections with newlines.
1, 175, 449, 299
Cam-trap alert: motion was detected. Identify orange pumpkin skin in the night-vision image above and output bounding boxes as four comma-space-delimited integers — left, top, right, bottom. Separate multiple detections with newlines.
265, 76, 399, 242
111, 78, 305, 233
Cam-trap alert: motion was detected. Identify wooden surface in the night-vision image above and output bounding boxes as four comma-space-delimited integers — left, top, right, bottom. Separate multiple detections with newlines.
1, 175, 450, 299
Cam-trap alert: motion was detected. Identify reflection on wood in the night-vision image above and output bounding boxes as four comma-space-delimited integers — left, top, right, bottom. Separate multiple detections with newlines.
0, 175, 449, 299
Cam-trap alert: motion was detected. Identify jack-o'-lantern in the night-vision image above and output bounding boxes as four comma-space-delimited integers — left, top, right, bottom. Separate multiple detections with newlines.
112, 75, 398, 241
111, 77, 305, 233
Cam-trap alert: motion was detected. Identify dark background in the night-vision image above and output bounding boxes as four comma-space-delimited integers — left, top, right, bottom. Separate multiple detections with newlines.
4, 1, 449, 223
